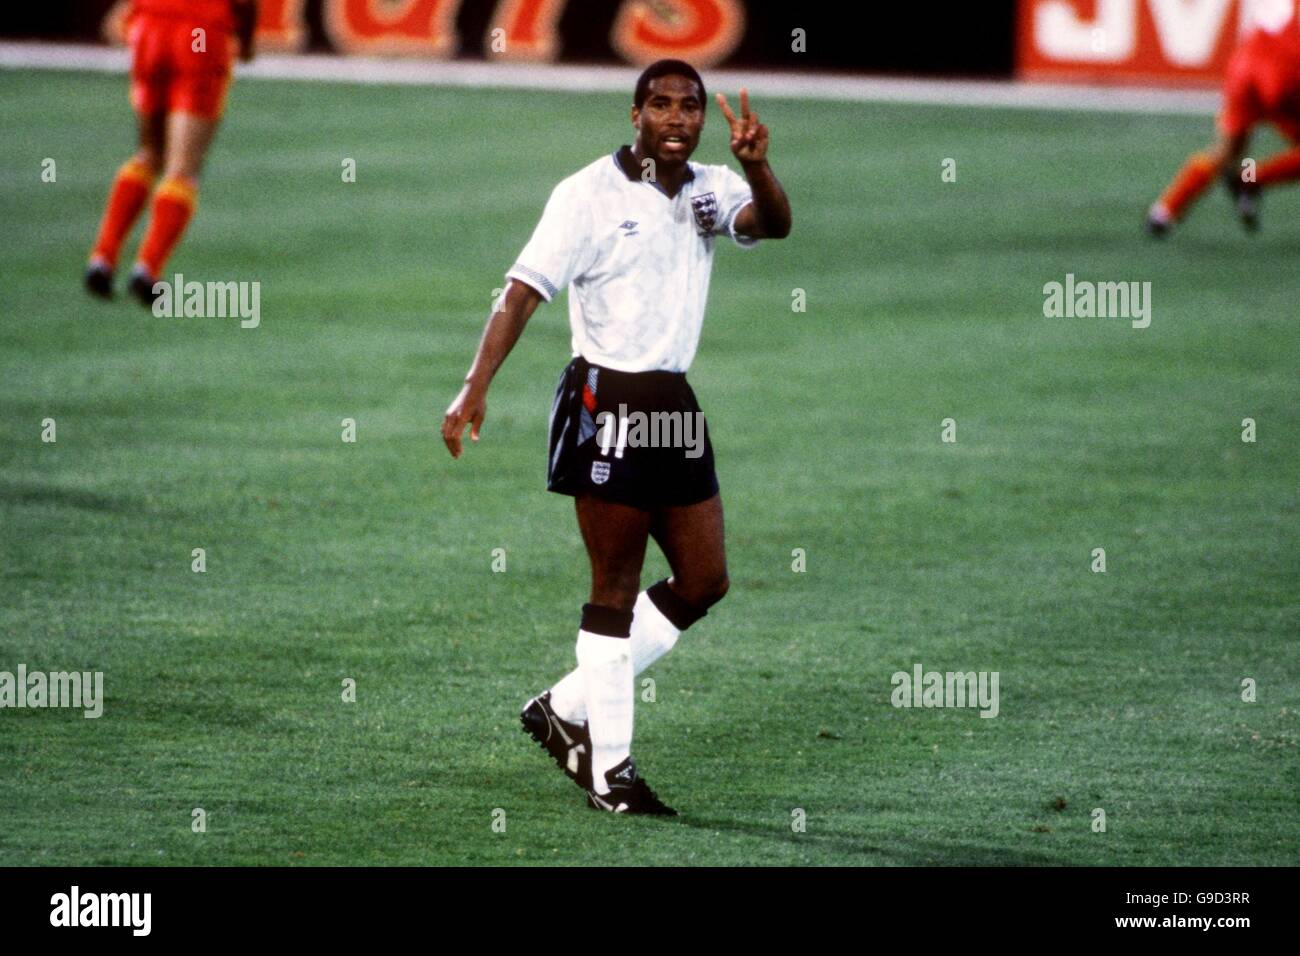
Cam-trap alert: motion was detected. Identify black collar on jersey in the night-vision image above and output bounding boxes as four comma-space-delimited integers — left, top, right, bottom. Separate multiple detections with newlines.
613, 144, 695, 184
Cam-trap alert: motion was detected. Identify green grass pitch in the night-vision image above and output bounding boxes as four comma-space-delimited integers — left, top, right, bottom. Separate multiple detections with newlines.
1, 66, 1296, 866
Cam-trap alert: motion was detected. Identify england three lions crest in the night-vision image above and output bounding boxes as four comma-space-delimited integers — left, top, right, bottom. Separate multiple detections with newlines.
691, 192, 718, 235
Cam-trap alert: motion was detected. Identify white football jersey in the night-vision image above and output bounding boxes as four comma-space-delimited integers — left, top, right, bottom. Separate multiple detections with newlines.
506, 145, 756, 373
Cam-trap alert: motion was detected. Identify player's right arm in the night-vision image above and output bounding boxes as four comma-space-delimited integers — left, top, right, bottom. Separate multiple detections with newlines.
441, 279, 544, 459
444, 174, 587, 458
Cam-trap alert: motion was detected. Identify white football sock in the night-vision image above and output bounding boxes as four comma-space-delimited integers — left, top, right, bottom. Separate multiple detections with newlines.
576, 629, 633, 794
547, 669, 588, 724
548, 589, 681, 724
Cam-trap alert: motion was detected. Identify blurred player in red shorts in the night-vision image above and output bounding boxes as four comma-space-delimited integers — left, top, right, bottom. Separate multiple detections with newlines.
1147, 0, 1300, 235
86, 0, 257, 304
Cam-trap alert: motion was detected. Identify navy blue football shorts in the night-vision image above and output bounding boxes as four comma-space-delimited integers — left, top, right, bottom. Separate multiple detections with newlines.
546, 355, 719, 511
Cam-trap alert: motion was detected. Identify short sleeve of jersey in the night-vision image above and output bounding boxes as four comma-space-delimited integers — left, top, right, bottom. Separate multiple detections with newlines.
506, 178, 592, 302
712, 164, 758, 249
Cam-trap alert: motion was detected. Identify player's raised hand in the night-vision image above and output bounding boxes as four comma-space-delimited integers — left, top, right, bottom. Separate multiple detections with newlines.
716, 89, 769, 163
442, 382, 486, 459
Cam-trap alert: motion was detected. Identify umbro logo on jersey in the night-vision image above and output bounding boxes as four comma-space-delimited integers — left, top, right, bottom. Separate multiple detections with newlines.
619, 220, 639, 236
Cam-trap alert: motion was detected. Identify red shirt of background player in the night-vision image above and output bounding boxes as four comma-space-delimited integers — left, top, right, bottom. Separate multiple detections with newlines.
1219, 0, 1300, 142
128, 0, 240, 119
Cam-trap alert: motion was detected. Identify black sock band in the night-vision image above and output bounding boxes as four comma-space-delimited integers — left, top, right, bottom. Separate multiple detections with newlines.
580, 603, 633, 638
647, 579, 707, 631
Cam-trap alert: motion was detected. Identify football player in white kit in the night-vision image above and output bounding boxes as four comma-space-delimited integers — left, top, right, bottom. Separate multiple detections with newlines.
442, 60, 791, 814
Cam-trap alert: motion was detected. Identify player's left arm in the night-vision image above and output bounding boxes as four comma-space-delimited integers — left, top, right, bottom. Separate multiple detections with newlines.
716, 89, 792, 240
233, 0, 259, 63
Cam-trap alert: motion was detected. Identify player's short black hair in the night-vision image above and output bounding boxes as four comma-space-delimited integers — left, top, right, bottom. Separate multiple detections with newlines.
634, 59, 706, 113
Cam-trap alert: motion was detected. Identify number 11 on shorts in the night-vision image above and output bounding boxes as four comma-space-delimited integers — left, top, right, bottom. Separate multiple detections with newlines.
596, 410, 628, 459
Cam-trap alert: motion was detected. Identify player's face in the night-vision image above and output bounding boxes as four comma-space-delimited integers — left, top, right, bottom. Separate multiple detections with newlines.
632, 75, 704, 165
